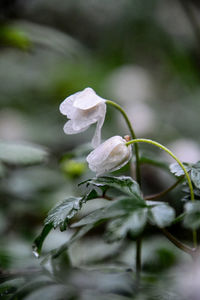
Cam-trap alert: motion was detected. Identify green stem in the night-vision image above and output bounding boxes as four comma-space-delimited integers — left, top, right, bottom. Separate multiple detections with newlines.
144, 176, 184, 200
126, 138, 197, 248
106, 100, 141, 186
106, 100, 142, 276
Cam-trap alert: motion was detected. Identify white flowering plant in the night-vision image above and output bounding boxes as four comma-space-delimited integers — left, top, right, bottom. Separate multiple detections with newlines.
31, 87, 200, 299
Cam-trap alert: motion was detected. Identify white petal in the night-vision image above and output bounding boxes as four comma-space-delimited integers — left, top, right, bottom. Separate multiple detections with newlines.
72, 107, 99, 131
87, 136, 132, 176
73, 87, 106, 110
63, 120, 89, 134
91, 102, 106, 148
59, 92, 81, 118
107, 144, 132, 173
87, 136, 124, 167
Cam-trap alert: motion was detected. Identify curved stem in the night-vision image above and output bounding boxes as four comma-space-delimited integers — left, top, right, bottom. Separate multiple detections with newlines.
106, 100, 141, 186
126, 138, 194, 201
161, 228, 196, 259
106, 100, 142, 277
126, 138, 197, 248
145, 176, 184, 200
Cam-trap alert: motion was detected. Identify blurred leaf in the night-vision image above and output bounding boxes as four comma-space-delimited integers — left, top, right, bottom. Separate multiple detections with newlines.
0, 140, 48, 166
105, 208, 148, 242
147, 201, 175, 228
60, 158, 87, 178
9, 275, 59, 300
44, 197, 84, 231
14, 21, 86, 57
169, 162, 191, 177
0, 25, 31, 50
79, 176, 141, 197
183, 201, 200, 229
139, 154, 169, 170
0, 278, 24, 298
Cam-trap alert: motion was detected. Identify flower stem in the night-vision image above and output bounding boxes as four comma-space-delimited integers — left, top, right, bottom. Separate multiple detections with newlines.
126, 138, 197, 248
106, 100, 142, 277
106, 100, 141, 186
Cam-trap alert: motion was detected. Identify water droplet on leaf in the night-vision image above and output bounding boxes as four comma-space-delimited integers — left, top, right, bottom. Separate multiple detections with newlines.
32, 245, 40, 258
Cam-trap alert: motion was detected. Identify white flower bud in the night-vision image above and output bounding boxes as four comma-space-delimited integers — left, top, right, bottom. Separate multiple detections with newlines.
59, 87, 106, 148
86, 136, 132, 176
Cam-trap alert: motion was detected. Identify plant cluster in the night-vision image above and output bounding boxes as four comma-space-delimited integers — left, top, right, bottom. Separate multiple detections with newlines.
1, 88, 200, 300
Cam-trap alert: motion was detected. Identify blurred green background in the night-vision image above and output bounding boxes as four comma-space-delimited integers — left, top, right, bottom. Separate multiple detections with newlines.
0, 0, 200, 299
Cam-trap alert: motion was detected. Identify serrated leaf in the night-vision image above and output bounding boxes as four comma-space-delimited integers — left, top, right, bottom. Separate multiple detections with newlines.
79, 176, 141, 197
191, 167, 200, 189
105, 208, 148, 242
169, 162, 191, 177
45, 197, 84, 231
183, 201, 200, 229
33, 191, 98, 256
0, 140, 48, 165
148, 202, 175, 228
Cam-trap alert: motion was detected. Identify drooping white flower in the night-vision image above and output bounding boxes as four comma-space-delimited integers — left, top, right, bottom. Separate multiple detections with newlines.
86, 136, 132, 176
59, 87, 106, 148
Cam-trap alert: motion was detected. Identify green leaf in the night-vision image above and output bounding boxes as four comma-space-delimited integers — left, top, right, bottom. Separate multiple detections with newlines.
170, 161, 200, 190
0, 140, 48, 165
45, 197, 84, 231
72, 196, 146, 228
147, 201, 175, 228
169, 162, 191, 177
183, 201, 200, 229
191, 163, 200, 189
33, 191, 98, 256
79, 176, 141, 197
105, 208, 148, 242
0, 25, 31, 50
71, 207, 113, 228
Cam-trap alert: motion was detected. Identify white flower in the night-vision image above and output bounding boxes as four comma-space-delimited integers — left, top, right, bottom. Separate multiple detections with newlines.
59, 87, 106, 148
86, 136, 132, 176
